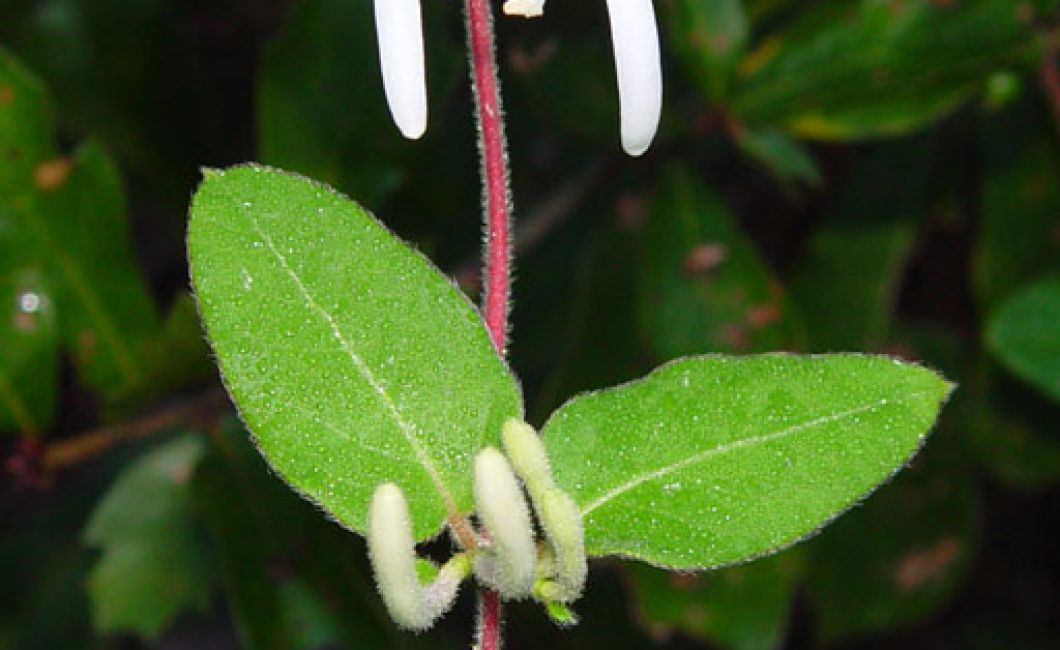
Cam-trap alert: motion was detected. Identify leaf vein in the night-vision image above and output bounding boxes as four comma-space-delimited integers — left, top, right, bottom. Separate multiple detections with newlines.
247, 216, 453, 508
579, 392, 930, 516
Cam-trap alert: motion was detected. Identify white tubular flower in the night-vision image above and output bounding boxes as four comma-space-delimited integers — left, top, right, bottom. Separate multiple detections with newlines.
504, 0, 546, 18
604, 0, 663, 157
373, 0, 428, 139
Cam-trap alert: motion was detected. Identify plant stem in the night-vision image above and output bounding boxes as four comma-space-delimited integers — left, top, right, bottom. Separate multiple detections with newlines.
466, 0, 512, 357
478, 588, 504, 650
464, 0, 510, 647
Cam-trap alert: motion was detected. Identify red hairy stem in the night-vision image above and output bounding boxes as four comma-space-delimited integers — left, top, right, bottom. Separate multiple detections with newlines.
478, 588, 503, 650
466, 0, 512, 357
464, 0, 511, 647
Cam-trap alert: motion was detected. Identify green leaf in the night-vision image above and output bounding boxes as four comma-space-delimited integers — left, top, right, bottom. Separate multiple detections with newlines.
986, 277, 1060, 402
788, 143, 926, 351
0, 45, 54, 191
628, 548, 803, 650
664, 0, 748, 101
30, 143, 161, 395
0, 49, 160, 403
734, 128, 822, 196
637, 167, 802, 359
84, 434, 211, 639
542, 354, 952, 569
0, 268, 58, 435
973, 105, 1060, 311
790, 222, 915, 351
4, 0, 213, 204
960, 363, 1060, 489
805, 447, 977, 641
188, 164, 523, 541
193, 422, 392, 650
733, 0, 1039, 140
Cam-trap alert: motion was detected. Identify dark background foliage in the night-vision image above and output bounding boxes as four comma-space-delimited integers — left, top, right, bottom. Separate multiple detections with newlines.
1, 0, 1059, 648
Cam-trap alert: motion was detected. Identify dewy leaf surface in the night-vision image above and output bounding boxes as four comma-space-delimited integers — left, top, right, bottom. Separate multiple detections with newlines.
188, 165, 522, 541
542, 355, 952, 569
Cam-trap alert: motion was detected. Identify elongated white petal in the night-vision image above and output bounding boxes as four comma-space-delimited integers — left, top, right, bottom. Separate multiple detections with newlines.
373, 0, 428, 139
605, 0, 662, 156
503, 0, 546, 17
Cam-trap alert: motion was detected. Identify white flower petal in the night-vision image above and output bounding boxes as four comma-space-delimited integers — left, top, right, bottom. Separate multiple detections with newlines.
605, 0, 662, 156
373, 0, 428, 139
503, 0, 546, 18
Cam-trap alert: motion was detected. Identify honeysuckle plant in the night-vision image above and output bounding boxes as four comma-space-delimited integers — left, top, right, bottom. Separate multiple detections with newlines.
186, 1, 952, 648
374, 0, 662, 155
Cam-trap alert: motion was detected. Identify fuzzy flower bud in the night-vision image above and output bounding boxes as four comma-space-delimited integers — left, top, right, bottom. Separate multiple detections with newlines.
474, 447, 537, 598
368, 483, 465, 630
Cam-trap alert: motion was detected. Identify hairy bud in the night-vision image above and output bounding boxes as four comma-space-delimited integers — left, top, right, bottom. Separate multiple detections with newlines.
502, 417, 552, 490
368, 483, 466, 631
474, 447, 536, 598
501, 418, 588, 604
536, 489, 587, 602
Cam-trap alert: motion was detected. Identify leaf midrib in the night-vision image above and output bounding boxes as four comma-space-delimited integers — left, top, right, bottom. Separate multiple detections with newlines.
578, 391, 931, 516
247, 213, 454, 509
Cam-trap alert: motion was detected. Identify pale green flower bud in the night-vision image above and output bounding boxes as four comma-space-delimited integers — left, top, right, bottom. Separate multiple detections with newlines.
502, 417, 553, 492
474, 447, 536, 598
368, 483, 465, 631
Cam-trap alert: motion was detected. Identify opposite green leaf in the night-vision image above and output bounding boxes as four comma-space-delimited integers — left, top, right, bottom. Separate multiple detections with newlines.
84, 435, 211, 639
542, 354, 951, 569
188, 164, 523, 541
986, 277, 1060, 402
